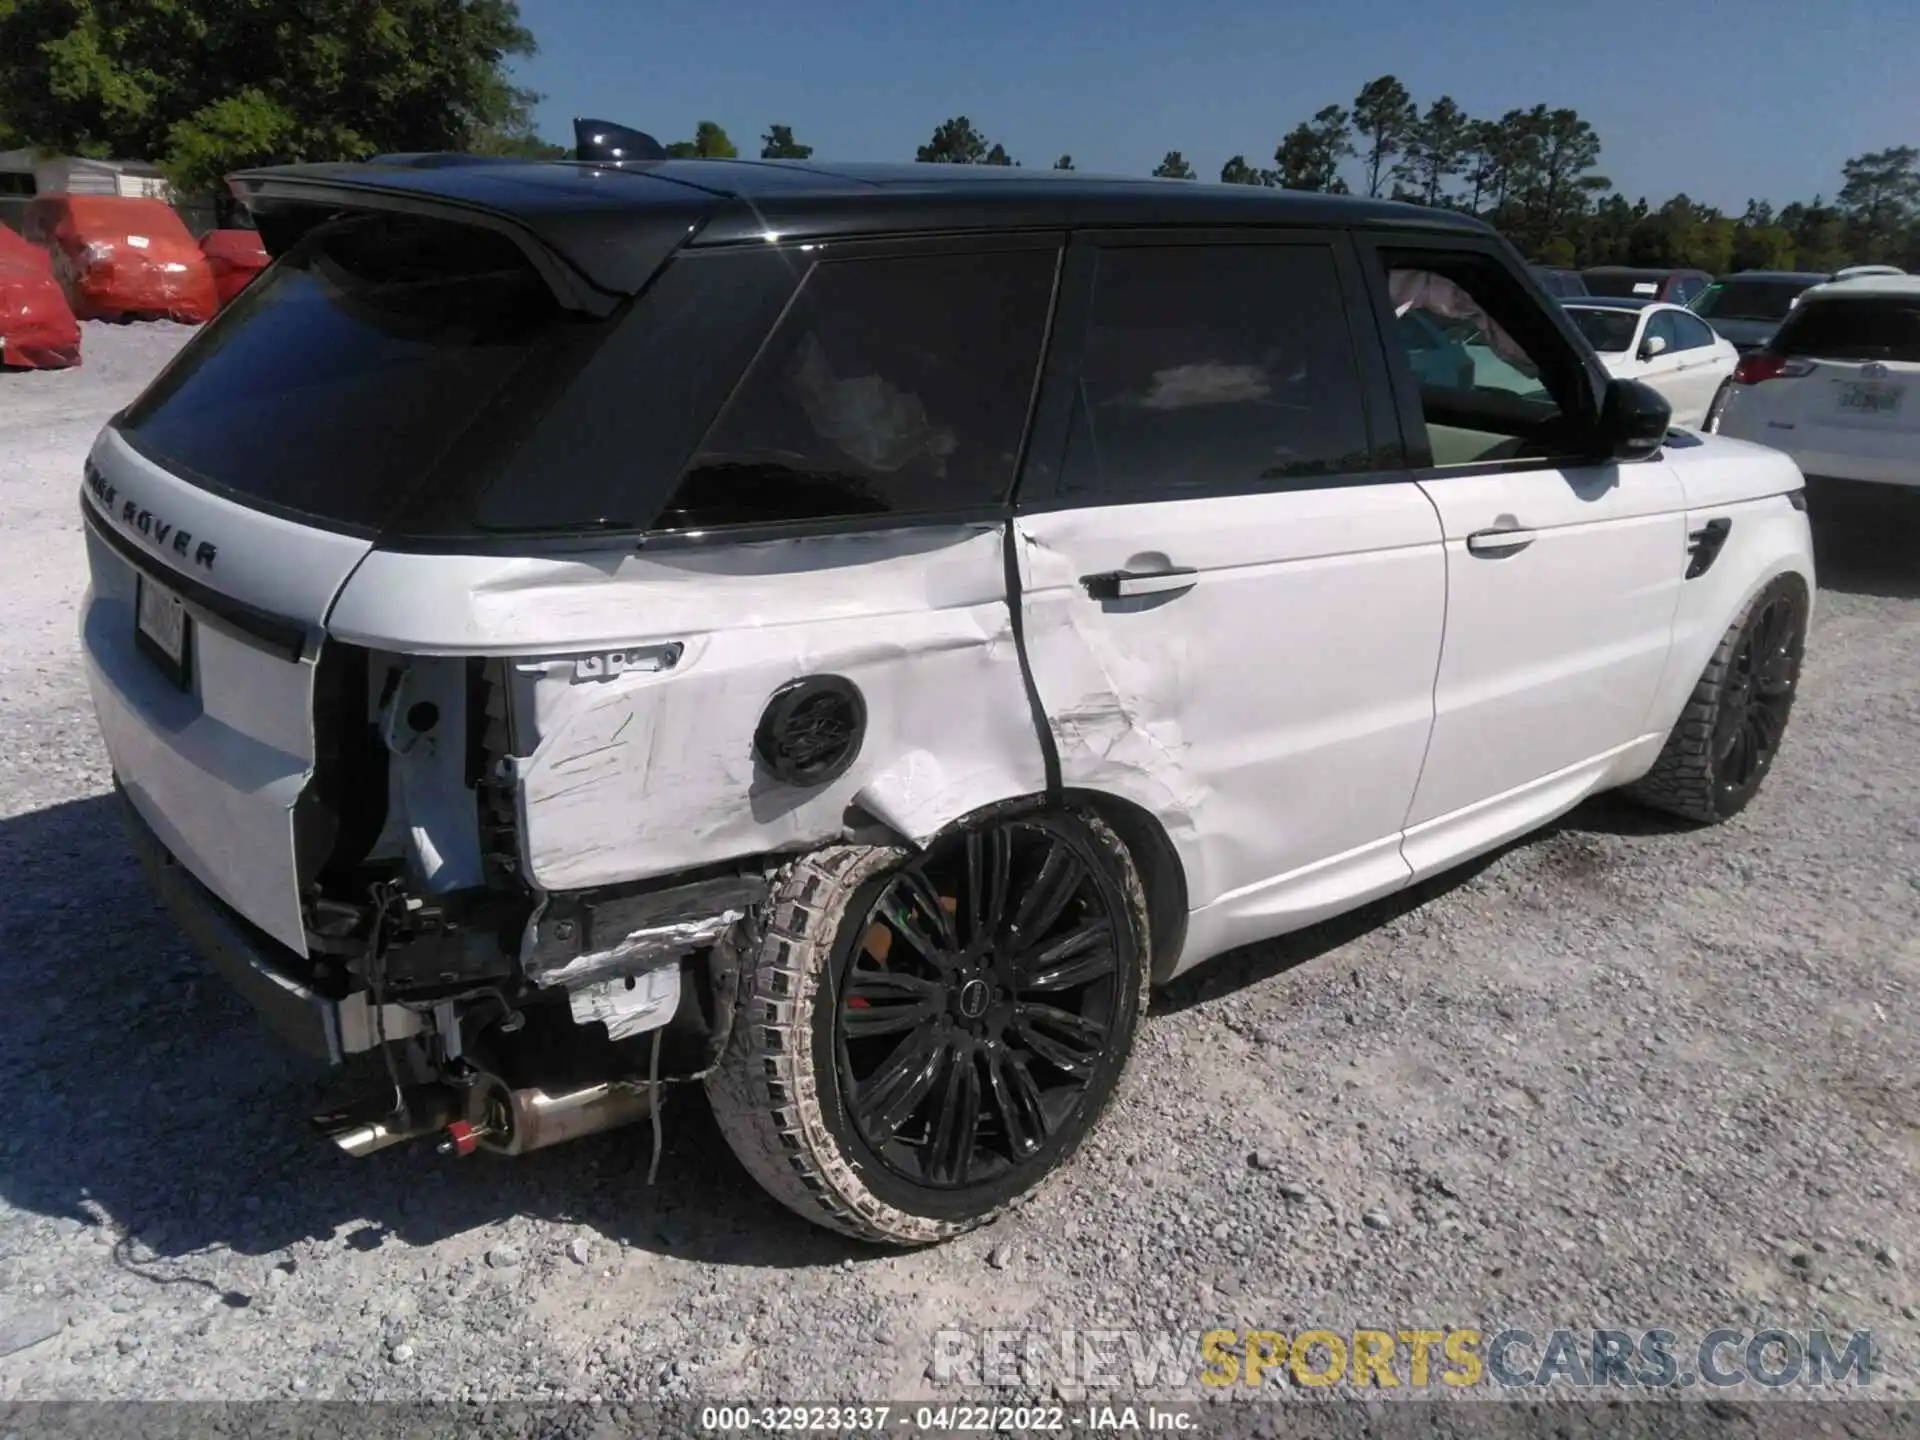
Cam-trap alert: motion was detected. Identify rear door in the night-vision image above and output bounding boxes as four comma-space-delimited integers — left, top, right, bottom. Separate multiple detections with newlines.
1012, 232, 1446, 957
81, 211, 607, 952
1359, 236, 1687, 876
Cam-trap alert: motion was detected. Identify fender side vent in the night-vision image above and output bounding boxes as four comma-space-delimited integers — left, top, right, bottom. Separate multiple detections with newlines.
1686, 518, 1733, 580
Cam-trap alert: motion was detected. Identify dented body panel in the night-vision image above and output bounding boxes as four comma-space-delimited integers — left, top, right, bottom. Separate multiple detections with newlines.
78, 429, 375, 955
1016, 485, 1448, 973
328, 524, 1049, 893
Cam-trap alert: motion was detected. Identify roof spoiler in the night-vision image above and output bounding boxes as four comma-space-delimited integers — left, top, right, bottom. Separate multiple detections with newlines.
574, 118, 667, 164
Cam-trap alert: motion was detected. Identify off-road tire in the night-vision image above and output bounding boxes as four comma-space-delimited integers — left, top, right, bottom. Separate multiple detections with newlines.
1625, 573, 1808, 824
705, 809, 1149, 1246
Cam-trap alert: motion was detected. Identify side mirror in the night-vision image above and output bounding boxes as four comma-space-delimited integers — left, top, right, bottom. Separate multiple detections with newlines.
1638, 333, 1669, 361
1599, 378, 1671, 460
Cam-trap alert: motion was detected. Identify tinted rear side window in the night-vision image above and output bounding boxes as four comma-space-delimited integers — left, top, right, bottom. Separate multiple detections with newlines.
1774, 297, 1920, 362
1568, 307, 1638, 353
657, 248, 1057, 530
120, 213, 590, 532
1060, 244, 1372, 497
1693, 279, 1808, 322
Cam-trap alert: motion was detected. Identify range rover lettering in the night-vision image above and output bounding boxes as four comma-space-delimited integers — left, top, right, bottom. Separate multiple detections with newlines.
78, 122, 1816, 1245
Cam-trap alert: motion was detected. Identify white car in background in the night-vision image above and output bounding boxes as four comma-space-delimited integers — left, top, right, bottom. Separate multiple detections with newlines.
1717, 275, 1920, 489
1563, 298, 1739, 429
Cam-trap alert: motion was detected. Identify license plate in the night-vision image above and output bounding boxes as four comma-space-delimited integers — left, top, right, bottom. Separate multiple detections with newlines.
1837, 381, 1903, 415
135, 574, 191, 688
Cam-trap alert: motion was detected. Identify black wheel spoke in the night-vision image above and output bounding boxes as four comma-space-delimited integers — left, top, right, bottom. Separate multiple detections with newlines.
1713, 706, 1743, 764
985, 1049, 1050, 1157
1012, 1014, 1100, 1080
853, 1031, 947, 1141
927, 1049, 981, 1185
1721, 722, 1752, 787
843, 970, 945, 1038
983, 829, 1013, 952
878, 875, 955, 971
965, 831, 986, 950
1748, 706, 1780, 763
900, 869, 960, 950
1754, 600, 1786, 656
1020, 1000, 1110, 1050
1009, 838, 1084, 944
1017, 919, 1117, 992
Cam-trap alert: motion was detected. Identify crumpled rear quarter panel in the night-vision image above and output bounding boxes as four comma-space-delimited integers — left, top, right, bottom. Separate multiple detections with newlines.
325, 525, 1047, 892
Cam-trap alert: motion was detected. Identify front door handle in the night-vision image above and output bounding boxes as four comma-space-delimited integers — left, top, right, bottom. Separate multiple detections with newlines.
1466, 526, 1537, 558
1081, 567, 1199, 600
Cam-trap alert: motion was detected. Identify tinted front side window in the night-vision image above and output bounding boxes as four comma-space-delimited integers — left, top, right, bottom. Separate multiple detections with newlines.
659, 249, 1056, 529
1773, 298, 1920, 362
1381, 249, 1591, 466
1060, 244, 1371, 496
121, 213, 589, 532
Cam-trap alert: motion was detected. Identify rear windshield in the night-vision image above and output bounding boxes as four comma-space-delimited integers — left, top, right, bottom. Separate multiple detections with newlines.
119, 213, 585, 532
1691, 279, 1811, 323
1773, 297, 1920, 363
1583, 272, 1664, 298
1567, 307, 1639, 353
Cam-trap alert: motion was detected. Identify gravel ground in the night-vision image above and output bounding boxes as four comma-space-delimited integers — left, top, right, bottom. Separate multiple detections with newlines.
0, 323, 1916, 1414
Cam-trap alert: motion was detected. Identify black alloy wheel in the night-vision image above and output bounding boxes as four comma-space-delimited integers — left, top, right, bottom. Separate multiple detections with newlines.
1625, 573, 1807, 824
1712, 588, 1801, 801
833, 818, 1123, 1192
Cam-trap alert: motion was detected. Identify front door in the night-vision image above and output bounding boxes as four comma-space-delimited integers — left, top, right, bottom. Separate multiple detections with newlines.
1362, 239, 1688, 878
1013, 234, 1447, 967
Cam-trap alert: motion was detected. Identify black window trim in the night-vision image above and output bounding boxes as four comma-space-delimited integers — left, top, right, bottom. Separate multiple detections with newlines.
1351, 231, 1620, 481
1012, 225, 1409, 515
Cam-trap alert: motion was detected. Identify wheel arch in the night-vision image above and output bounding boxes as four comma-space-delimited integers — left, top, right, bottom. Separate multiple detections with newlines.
1645, 496, 1814, 747
849, 786, 1191, 986
1062, 788, 1190, 986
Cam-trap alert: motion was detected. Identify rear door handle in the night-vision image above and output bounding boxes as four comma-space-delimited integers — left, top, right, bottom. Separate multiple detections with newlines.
1466, 527, 1537, 558
1080, 567, 1199, 599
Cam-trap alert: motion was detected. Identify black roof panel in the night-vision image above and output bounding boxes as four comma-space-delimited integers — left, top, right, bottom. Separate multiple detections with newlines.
231, 156, 1493, 293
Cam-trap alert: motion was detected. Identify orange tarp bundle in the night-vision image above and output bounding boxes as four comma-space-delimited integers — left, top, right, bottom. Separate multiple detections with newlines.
0, 224, 82, 369
25, 194, 218, 325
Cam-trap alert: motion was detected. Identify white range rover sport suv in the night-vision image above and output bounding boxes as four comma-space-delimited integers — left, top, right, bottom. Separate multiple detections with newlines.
78, 124, 1816, 1245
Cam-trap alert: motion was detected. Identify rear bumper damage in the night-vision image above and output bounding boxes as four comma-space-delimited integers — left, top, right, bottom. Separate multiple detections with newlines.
121, 786, 421, 1065
120, 781, 759, 1161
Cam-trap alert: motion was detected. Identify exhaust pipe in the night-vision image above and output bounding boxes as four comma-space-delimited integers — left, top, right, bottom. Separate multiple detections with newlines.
312, 1085, 458, 1158
440, 1073, 654, 1157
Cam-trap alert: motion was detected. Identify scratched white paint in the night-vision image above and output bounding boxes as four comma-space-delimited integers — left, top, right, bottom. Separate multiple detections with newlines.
329, 524, 1048, 894
1013, 485, 1448, 974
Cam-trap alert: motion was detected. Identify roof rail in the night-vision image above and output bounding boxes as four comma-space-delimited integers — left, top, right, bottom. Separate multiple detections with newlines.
573, 118, 667, 164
